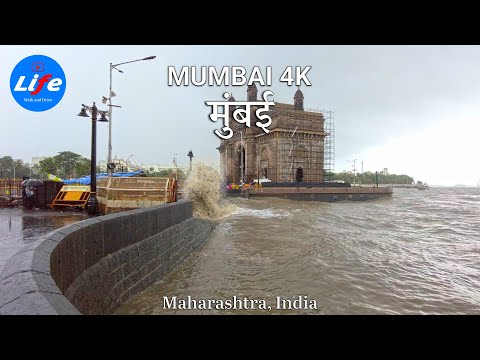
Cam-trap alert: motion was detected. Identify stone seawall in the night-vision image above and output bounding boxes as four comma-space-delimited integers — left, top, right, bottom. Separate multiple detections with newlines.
227, 186, 393, 201
0, 201, 216, 315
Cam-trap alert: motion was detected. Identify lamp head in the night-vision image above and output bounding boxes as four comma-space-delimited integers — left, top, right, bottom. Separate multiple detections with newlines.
98, 111, 108, 122
77, 105, 89, 117
143, 56, 156, 60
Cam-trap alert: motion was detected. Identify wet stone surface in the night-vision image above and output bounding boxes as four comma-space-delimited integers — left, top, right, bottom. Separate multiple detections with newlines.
0, 208, 88, 274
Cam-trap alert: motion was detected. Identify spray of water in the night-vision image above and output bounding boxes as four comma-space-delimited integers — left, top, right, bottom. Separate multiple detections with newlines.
183, 163, 235, 219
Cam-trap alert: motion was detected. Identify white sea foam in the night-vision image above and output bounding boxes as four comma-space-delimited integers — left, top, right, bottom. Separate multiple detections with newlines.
233, 207, 292, 218
183, 163, 236, 219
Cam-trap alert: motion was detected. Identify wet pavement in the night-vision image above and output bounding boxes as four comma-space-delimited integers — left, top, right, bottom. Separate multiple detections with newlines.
0, 208, 88, 274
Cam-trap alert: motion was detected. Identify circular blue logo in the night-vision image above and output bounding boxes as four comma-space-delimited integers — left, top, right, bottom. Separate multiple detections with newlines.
10, 55, 66, 112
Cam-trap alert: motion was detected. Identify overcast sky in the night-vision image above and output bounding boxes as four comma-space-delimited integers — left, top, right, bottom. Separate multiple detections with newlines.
1, 45, 479, 186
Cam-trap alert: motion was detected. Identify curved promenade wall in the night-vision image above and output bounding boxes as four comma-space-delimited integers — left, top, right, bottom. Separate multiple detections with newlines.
0, 201, 216, 315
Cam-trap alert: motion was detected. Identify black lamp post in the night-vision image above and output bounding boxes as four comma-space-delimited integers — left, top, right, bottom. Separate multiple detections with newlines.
78, 102, 108, 215
187, 150, 194, 171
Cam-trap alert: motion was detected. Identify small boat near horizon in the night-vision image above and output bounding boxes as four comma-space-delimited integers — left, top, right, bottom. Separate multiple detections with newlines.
418, 182, 429, 190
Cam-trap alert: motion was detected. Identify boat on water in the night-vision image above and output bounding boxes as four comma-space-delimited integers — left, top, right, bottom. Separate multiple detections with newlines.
418, 182, 429, 190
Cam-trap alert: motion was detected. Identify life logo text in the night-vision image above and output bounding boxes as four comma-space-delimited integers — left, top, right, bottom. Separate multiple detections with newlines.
10, 55, 67, 112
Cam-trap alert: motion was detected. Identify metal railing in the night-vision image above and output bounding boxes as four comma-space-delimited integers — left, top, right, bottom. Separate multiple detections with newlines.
0, 179, 23, 198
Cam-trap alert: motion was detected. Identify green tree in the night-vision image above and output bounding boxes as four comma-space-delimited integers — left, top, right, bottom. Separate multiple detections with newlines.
12, 159, 30, 179
39, 157, 58, 176
0, 156, 31, 179
54, 151, 84, 178
1, 152, 100, 180
31, 164, 42, 179
329, 171, 414, 185
145, 168, 187, 180
76, 158, 92, 177
38, 151, 91, 179
0, 156, 15, 179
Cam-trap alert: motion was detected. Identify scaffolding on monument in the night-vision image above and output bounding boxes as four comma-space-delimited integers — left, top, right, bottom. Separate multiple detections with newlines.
323, 110, 335, 181
220, 104, 335, 184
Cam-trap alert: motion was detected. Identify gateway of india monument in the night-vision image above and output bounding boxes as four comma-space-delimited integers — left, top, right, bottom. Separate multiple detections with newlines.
217, 84, 334, 184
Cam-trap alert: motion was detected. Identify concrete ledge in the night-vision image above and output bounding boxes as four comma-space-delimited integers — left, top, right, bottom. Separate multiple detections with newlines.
0, 200, 216, 315
247, 192, 392, 202
0, 238, 81, 315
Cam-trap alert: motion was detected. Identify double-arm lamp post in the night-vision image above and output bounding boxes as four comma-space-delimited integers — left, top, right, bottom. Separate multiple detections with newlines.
105, 56, 156, 175
78, 102, 108, 215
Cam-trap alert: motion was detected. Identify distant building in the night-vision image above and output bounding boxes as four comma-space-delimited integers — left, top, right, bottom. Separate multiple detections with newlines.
147, 164, 188, 173
218, 86, 328, 183
148, 164, 171, 173
107, 156, 142, 172
101, 157, 187, 174
382, 168, 389, 176
31, 157, 46, 167
98, 160, 108, 172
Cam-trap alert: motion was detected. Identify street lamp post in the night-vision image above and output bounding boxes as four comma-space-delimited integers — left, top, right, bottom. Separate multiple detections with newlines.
105, 56, 156, 175
349, 159, 357, 186
226, 147, 229, 184
257, 156, 260, 185
187, 150, 194, 171
171, 152, 178, 180
78, 102, 109, 215
239, 130, 244, 184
